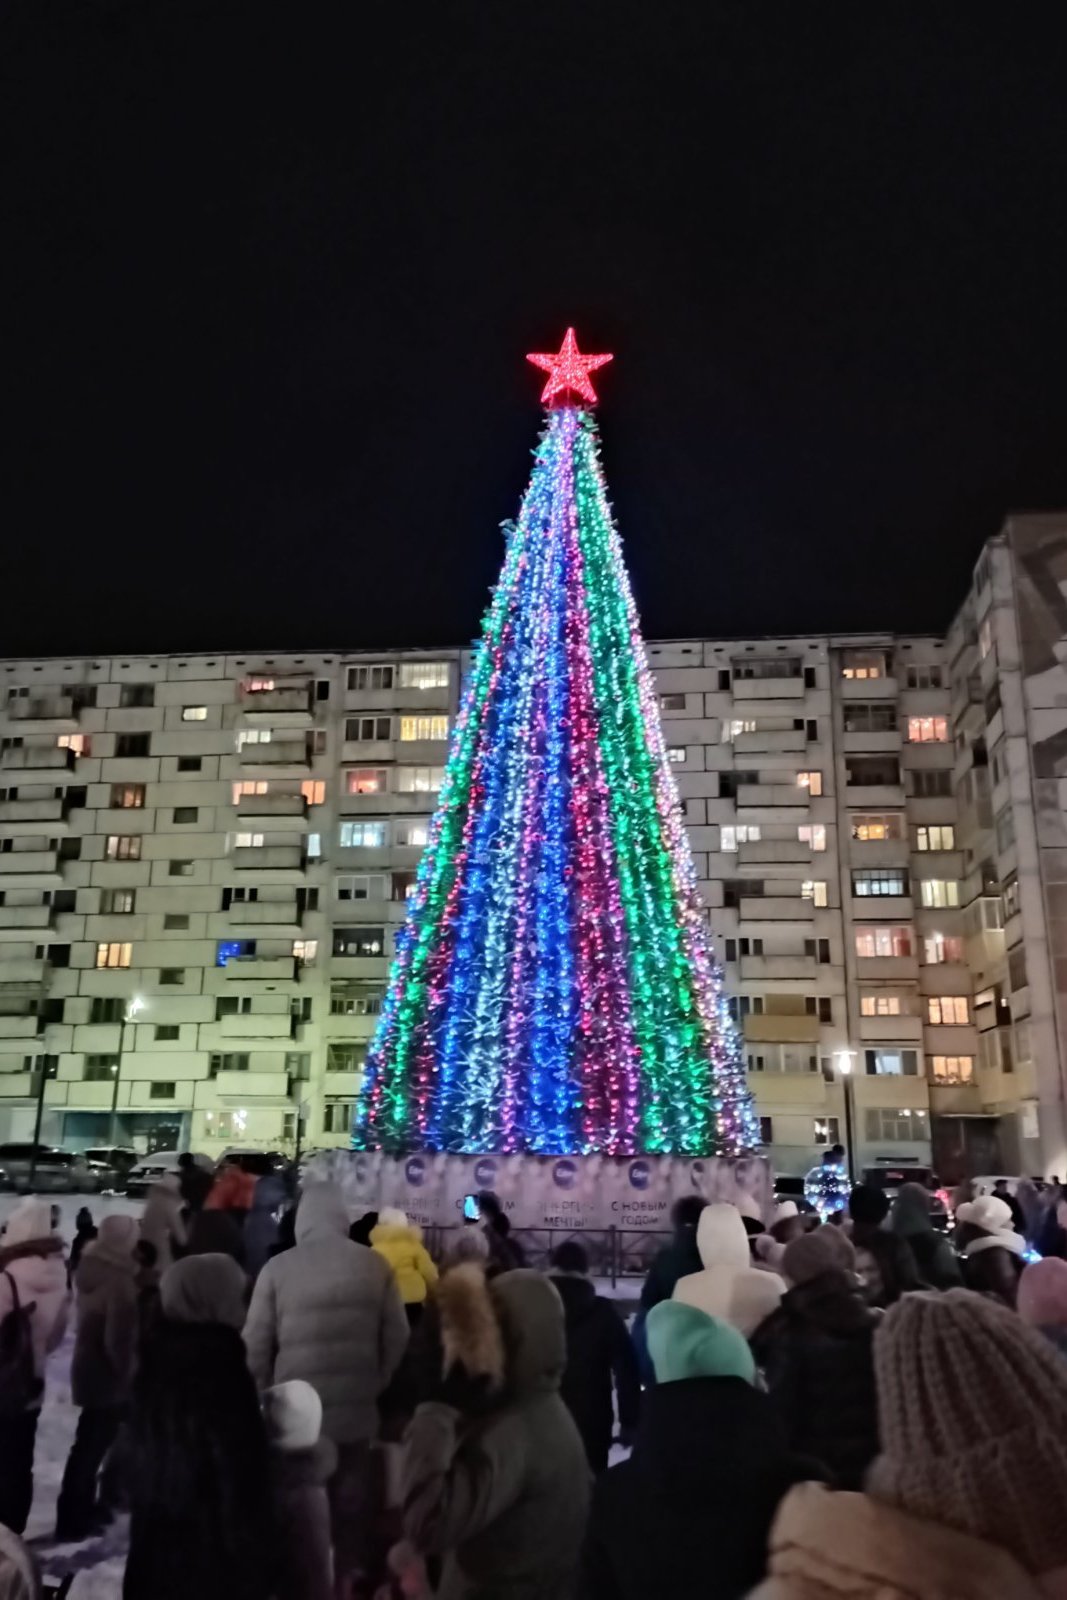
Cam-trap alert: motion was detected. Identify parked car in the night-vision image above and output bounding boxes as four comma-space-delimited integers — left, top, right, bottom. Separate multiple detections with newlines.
82, 1146, 139, 1192
773, 1174, 817, 1214
0, 1143, 98, 1194
124, 1150, 182, 1198
218, 1148, 288, 1176
861, 1163, 950, 1229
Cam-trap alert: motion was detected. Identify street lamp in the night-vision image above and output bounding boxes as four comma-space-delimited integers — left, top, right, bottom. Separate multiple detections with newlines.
836, 1048, 857, 1185
109, 995, 146, 1147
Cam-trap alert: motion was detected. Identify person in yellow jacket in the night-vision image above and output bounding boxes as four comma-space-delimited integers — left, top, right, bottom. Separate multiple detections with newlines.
370, 1208, 438, 1321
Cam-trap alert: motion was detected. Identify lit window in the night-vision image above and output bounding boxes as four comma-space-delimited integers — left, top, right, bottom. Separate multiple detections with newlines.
865, 1107, 930, 1141
307, 833, 322, 859
855, 926, 913, 958
57, 733, 89, 756
245, 676, 275, 692
814, 1117, 841, 1146
907, 716, 948, 743
399, 715, 449, 742
233, 832, 264, 849
978, 616, 994, 660
861, 994, 902, 1016
346, 768, 389, 795
920, 879, 959, 909
721, 719, 757, 743
236, 728, 272, 749
916, 825, 955, 851
841, 650, 888, 680
293, 939, 318, 964
182, 706, 208, 721
796, 770, 823, 796
110, 785, 145, 809
396, 820, 430, 848
100, 889, 135, 914
798, 824, 826, 851
396, 766, 444, 793
865, 1049, 918, 1076
399, 661, 449, 690
232, 780, 269, 803
667, 747, 686, 764
924, 932, 963, 964
106, 835, 142, 861
927, 996, 969, 1025
800, 880, 828, 907
852, 868, 908, 897
720, 824, 760, 852
333, 927, 386, 957
929, 1054, 975, 1084
339, 821, 387, 849
96, 941, 132, 969
301, 780, 326, 806
852, 814, 903, 841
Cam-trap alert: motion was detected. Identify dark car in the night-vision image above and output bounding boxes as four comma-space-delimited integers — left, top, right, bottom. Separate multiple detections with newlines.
0, 1143, 97, 1194
82, 1146, 139, 1193
861, 1163, 949, 1229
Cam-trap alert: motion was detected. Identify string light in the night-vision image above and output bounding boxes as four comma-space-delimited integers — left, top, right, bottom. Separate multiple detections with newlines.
526, 327, 613, 406
354, 361, 759, 1157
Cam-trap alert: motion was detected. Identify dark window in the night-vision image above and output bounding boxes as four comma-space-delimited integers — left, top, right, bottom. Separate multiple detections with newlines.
718, 669, 731, 691
150, 1082, 176, 1100
120, 685, 154, 708
209, 1053, 249, 1076
911, 769, 952, 798
759, 1116, 774, 1142
169, 860, 194, 877
115, 733, 150, 758
803, 666, 817, 688
155, 1025, 179, 1041
90, 997, 124, 1023
719, 770, 759, 800
845, 756, 900, 787
173, 807, 198, 824
45, 944, 70, 968
177, 756, 202, 773
316, 680, 330, 701
333, 926, 386, 957
163, 913, 189, 930
724, 939, 737, 963
159, 968, 184, 985
818, 996, 833, 1022
84, 1054, 119, 1081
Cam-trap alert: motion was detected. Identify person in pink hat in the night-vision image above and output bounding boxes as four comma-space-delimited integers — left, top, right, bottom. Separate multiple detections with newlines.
1019, 1256, 1067, 1357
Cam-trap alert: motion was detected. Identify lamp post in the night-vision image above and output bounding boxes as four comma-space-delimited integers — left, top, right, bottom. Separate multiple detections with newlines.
109, 994, 146, 1147
836, 1048, 857, 1185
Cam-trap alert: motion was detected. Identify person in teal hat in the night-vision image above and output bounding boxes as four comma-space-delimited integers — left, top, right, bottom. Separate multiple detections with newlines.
583, 1301, 823, 1600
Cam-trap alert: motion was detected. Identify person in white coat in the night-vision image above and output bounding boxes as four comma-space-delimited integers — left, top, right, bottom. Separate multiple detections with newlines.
0, 1198, 70, 1533
672, 1202, 783, 1337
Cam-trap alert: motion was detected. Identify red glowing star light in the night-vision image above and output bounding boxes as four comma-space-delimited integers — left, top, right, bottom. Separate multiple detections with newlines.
526, 327, 613, 406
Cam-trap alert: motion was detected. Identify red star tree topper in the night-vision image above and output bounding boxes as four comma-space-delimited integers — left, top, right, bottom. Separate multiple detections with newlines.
526, 326, 613, 405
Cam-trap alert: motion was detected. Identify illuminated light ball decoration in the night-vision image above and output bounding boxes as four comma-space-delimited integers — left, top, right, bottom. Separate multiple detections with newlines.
804, 1156, 851, 1220
353, 330, 761, 1158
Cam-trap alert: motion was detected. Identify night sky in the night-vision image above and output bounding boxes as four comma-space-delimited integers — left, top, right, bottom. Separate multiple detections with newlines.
6, 3, 1067, 656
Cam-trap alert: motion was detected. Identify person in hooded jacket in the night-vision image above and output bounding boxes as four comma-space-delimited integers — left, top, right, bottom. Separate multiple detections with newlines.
55, 1213, 140, 1541
138, 1172, 187, 1274
750, 1227, 881, 1490
264, 1378, 337, 1600
750, 1289, 1067, 1600
243, 1170, 289, 1281
403, 1267, 590, 1600
244, 1181, 408, 1591
125, 1253, 273, 1600
672, 1201, 783, 1337
371, 1208, 439, 1320
0, 1198, 70, 1534
583, 1300, 822, 1600
889, 1181, 962, 1290
847, 1184, 926, 1307
639, 1195, 706, 1312
548, 1240, 640, 1472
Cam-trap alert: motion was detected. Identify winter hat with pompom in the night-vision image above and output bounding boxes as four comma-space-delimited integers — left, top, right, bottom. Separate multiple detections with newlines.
867, 1288, 1067, 1580
264, 1379, 322, 1452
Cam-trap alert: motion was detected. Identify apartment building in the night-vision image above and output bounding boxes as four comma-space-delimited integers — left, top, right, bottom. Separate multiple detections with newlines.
0, 573, 1059, 1179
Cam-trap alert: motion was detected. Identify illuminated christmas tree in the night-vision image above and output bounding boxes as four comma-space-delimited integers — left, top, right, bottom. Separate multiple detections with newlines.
354, 330, 759, 1157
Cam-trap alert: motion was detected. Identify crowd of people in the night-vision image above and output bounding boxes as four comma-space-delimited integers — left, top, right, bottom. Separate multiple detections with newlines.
2, 1164, 1067, 1598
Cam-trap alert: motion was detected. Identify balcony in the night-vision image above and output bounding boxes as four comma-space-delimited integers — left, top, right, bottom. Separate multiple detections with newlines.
844, 783, 905, 809
0, 746, 76, 780
736, 785, 809, 816
841, 731, 901, 755
0, 1015, 40, 1040
236, 792, 309, 823
858, 1014, 924, 1043
238, 738, 310, 772
217, 1013, 294, 1042
213, 1070, 293, 1104
231, 845, 306, 878
240, 687, 313, 723
851, 894, 914, 922
0, 959, 46, 985
224, 955, 298, 982
0, 850, 60, 886
739, 896, 814, 922
0, 905, 50, 931
0, 798, 67, 826
854, 954, 919, 981
732, 676, 805, 701
6, 696, 77, 729
324, 1012, 378, 1040
227, 900, 302, 932
740, 954, 817, 980
738, 838, 812, 865
733, 729, 806, 755
840, 675, 898, 700
743, 1013, 821, 1044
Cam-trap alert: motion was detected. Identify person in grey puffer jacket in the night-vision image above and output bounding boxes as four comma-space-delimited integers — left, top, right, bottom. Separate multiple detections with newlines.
243, 1181, 408, 1589
403, 1268, 590, 1600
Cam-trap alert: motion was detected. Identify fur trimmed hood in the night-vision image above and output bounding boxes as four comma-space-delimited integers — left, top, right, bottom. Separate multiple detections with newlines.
436, 1263, 506, 1393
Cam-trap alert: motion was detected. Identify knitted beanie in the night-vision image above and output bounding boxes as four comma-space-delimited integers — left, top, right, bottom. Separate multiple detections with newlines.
646, 1300, 756, 1385
783, 1223, 856, 1285
1018, 1257, 1067, 1330
868, 1288, 1067, 1577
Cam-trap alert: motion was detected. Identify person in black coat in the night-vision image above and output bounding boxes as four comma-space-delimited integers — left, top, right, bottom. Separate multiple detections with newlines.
639, 1195, 706, 1312
124, 1254, 273, 1600
584, 1299, 821, 1600
750, 1226, 881, 1490
848, 1184, 926, 1306
549, 1241, 640, 1472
